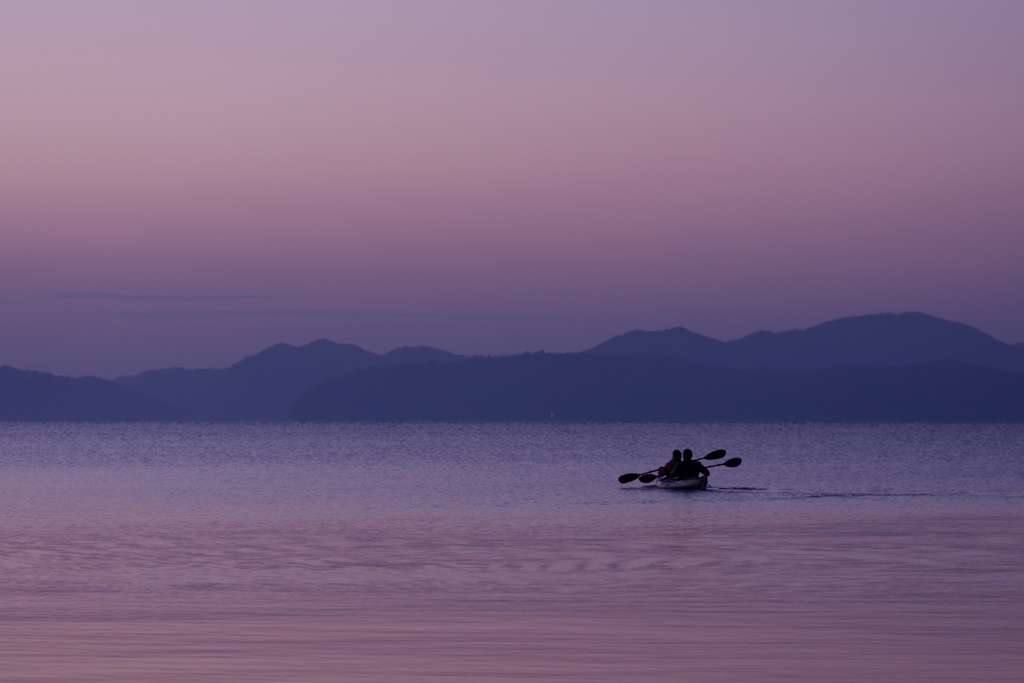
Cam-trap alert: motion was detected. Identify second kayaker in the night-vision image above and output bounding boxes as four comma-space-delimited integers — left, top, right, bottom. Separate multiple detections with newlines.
676, 449, 710, 478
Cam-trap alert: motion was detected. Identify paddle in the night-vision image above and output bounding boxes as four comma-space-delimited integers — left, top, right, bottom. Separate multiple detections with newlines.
636, 457, 741, 483
708, 457, 742, 468
618, 468, 659, 484
699, 449, 727, 461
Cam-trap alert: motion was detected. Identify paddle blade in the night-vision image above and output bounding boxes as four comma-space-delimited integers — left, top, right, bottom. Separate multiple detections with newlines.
723, 457, 742, 467
702, 449, 727, 461
638, 473, 658, 483
618, 473, 640, 484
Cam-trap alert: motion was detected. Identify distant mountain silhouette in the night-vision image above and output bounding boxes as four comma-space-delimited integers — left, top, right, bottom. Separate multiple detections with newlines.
289, 353, 1024, 422
0, 366, 185, 421
5, 311, 1021, 422
587, 312, 1024, 372
116, 340, 462, 420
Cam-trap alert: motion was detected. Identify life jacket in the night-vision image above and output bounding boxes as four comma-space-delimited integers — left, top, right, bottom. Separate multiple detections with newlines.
664, 460, 682, 478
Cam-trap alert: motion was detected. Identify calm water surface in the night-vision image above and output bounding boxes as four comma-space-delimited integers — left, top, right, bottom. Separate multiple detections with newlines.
1, 423, 1022, 681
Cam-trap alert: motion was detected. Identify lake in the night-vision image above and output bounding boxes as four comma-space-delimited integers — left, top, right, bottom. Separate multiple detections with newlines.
1, 422, 1022, 681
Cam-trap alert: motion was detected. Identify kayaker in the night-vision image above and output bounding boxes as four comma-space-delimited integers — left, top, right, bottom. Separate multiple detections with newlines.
658, 449, 683, 477
673, 449, 710, 479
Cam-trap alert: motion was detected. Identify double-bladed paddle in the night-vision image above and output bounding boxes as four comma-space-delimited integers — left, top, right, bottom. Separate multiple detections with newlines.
635, 457, 741, 484
618, 449, 728, 484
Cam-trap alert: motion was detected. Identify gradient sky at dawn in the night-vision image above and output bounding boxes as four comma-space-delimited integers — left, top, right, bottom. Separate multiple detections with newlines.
2, 1, 1023, 377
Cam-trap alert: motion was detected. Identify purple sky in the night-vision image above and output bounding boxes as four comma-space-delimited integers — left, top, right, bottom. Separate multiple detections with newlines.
2, 1, 1023, 378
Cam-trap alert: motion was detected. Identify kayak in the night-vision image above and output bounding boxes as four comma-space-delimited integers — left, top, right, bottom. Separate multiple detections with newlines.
655, 475, 708, 490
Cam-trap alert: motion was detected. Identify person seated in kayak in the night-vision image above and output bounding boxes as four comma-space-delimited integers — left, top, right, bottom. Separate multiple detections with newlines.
660, 448, 709, 479
658, 449, 684, 477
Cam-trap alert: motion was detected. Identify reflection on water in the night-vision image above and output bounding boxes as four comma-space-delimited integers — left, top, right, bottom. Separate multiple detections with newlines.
1, 423, 1022, 681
